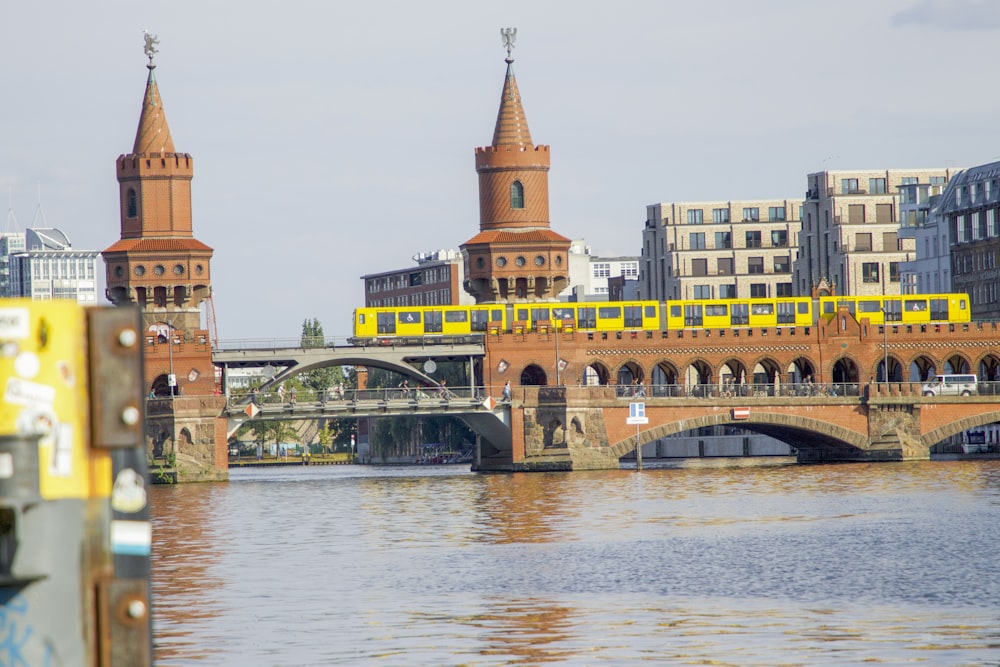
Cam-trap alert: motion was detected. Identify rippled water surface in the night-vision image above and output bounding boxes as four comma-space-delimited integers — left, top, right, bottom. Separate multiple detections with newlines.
151, 461, 1000, 665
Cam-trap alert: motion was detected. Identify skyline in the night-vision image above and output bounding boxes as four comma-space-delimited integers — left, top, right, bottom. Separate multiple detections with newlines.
2, 0, 1000, 339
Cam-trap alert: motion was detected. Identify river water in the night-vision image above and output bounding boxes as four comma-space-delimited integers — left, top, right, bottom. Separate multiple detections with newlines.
150, 461, 1000, 666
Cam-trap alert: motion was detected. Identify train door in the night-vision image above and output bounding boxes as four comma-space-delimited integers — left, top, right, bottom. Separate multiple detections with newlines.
377, 310, 397, 334
425, 309, 443, 333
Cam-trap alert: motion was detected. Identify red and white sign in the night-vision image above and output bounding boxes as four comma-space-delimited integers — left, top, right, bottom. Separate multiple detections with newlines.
732, 407, 750, 420
245, 402, 260, 418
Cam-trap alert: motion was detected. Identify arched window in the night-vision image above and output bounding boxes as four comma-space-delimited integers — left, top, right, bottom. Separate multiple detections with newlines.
126, 188, 138, 218
510, 181, 524, 209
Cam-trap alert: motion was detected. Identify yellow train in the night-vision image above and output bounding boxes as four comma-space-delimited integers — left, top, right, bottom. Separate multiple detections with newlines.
351, 293, 970, 343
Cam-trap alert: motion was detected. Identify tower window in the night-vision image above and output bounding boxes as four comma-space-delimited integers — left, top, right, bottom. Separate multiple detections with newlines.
510, 181, 524, 209
126, 188, 138, 218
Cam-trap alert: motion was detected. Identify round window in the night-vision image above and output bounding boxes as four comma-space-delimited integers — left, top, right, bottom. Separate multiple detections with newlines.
555, 256, 563, 266
174, 264, 185, 275
154, 265, 165, 276
195, 264, 204, 275
496, 257, 508, 267
134, 265, 146, 276
534, 255, 545, 266
515, 256, 526, 267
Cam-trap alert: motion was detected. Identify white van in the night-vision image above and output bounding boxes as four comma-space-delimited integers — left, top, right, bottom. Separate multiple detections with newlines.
921, 374, 977, 397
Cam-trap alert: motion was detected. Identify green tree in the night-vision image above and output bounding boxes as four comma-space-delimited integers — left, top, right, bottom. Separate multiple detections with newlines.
300, 318, 347, 398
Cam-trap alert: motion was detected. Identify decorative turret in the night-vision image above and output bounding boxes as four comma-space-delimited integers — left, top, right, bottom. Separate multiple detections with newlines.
461, 28, 571, 303
102, 33, 213, 337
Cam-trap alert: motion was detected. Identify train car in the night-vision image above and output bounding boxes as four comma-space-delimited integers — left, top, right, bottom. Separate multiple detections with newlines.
663, 297, 814, 330
352, 304, 505, 342
509, 301, 660, 333
817, 293, 969, 325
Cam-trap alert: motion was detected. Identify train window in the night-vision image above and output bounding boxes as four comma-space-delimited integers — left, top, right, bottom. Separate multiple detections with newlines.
904, 299, 927, 312
751, 304, 773, 315
471, 310, 488, 331
425, 310, 443, 333
377, 312, 396, 334
598, 307, 621, 319
398, 311, 422, 324
645, 305, 656, 318
445, 311, 468, 322
578, 308, 597, 328
930, 299, 948, 320
731, 303, 749, 325
515, 308, 529, 322
705, 304, 727, 317
823, 301, 835, 315
798, 301, 809, 314
670, 305, 681, 318
958, 298, 967, 311
684, 304, 703, 327
836, 300, 856, 315
858, 301, 881, 313
884, 300, 902, 321
552, 307, 573, 321
531, 307, 550, 323
358, 314, 366, 324
777, 302, 795, 323
624, 306, 642, 327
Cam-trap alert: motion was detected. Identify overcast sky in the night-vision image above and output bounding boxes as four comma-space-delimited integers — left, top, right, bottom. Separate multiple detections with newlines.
2, 0, 999, 341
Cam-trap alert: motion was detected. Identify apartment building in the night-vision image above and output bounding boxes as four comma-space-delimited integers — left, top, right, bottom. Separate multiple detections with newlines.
897, 181, 949, 294
7, 228, 100, 303
362, 249, 471, 307
934, 160, 1000, 319
795, 169, 955, 297
640, 199, 801, 301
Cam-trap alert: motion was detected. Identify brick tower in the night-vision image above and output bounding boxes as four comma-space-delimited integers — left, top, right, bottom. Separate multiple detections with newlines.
102, 37, 216, 398
461, 32, 571, 303
102, 35, 226, 482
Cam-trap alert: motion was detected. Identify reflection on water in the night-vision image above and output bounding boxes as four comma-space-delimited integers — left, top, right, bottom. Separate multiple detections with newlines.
151, 462, 1000, 666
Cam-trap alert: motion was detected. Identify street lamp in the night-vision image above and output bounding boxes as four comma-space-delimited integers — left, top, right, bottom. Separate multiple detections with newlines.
166, 321, 176, 397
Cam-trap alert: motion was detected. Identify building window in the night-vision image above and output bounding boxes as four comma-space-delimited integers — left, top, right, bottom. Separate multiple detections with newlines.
717, 258, 733, 275
869, 178, 887, 194
862, 262, 880, 283
622, 262, 638, 277
693, 285, 711, 299
930, 176, 946, 186
855, 233, 872, 251
712, 208, 729, 223
842, 178, 860, 194
687, 209, 704, 224
768, 206, 786, 222
534, 255, 545, 266
901, 176, 918, 185
593, 263, 611, 278
742, 207, 759, 222
689, 232, 706, 250
719, 284, 736, 298
715, 231, 731, 249
776, 283, 793, 296
745, 230, 762, 248
889, 262, 899, 282
750, 283, 767, 298
691, 259, 708, 276
510, 181, 524, 209
773, 256, 790, 273
126, 188, 138, 218
748, 257, 764, 274
771, 230, 787, 247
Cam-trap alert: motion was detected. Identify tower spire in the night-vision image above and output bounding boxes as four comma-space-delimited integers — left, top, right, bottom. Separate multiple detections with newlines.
491, 28, 532, 147
132, 31, 175, 154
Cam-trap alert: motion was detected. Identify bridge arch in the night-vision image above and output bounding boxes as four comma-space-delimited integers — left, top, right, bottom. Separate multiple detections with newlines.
907, 354, 937, 382
521, 363, 548, 386
607, 411, 869, 460
583, 361, 611, 386
924, 408, 1000, 451
831, 355, 861, 383
977, 354, 1000, 383
786, 355, 817, 383
650, 361, 680, 396
944, 353, 972, 374
615, 360, 644, 386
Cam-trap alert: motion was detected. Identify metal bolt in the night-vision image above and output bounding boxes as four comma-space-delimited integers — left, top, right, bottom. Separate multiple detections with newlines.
118, 328, 138, 348
127, 600, 146, 619
121, 406, 140, 426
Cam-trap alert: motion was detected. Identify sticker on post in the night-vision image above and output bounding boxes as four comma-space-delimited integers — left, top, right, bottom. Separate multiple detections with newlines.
111, 520, 152, 557
0, 308, 30, 341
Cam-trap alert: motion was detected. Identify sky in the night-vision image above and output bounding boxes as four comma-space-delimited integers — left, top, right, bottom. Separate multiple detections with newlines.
3, 0, 1000, 341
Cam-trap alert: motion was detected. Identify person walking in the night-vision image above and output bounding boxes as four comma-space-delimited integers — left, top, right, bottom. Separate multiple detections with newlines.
277, 384, 285, 404
289, 386, 297, 405
502, 380, 512, 402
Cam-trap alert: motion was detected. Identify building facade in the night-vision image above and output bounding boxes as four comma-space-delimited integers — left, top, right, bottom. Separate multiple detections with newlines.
795, 169, 954, 297
897, 181, 948, 294
362, 249, 471, 307
7, 228, 100, 303
934, 161, 1000, 319
640, 199, 801, 301
0, 232, 26, 297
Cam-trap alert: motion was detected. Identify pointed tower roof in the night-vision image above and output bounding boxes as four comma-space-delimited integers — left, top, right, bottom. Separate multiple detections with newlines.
132, 63, 176, 154
491, 57, 533, 147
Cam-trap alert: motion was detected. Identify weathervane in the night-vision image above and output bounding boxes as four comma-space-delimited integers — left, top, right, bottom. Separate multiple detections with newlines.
143, 30, 159, 65
501, 27, 517, 61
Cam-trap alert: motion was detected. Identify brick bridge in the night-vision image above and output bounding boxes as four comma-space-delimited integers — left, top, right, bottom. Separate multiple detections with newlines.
476, 312, 1000, 470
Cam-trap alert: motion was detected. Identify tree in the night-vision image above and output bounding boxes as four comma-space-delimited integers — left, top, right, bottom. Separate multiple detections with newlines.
300, 318, 347, 397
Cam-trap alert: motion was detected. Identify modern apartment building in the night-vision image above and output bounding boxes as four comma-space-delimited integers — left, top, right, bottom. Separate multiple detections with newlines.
0, 232, 26, 297
8, 228, 100, 303
934, 160, 1000, 319
640, 199, 801, 301
897, 181, 949, 294
795, 169, 955, 297
560, 240, 639, 301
